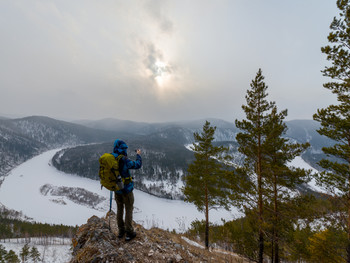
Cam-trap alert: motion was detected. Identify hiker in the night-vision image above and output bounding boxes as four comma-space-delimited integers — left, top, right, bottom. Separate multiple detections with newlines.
112, 139, 142, 241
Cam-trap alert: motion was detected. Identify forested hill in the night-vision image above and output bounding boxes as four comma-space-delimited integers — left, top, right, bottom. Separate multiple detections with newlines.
0, 115, 334, 199
52, 118, 242, 199
0, 116, 117, 177
51, 136, 195, 200
52, 118, 333, 199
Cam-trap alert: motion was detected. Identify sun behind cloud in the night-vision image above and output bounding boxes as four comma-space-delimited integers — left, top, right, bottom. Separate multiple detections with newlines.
154, 60, 171, 87
141, 42, 174, 88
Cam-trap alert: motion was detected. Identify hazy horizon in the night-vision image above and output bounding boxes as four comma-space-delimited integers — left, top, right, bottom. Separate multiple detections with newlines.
0, 112, 317, 125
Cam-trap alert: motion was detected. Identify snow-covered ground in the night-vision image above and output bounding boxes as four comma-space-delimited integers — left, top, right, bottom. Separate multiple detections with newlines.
0, 238, 71, 263
288, 156, 325, 193
0, 149, 241, 232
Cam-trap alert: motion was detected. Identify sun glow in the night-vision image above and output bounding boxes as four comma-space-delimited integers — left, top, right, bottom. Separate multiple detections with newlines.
154, 60, 171, 87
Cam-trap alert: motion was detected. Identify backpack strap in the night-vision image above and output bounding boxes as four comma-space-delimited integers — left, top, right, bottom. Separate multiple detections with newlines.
111, 154, 124, 177
116, 155, 132, 183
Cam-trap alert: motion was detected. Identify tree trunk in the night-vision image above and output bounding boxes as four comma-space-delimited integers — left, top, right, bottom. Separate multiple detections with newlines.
271, 237, 274, 263
274, 239, 279, 263
274, 171, 279, 263
205, 182, 209, 249
348, 196, 350, 263
258, 127, 264, 263
258, 165, 264, 262
348, 140, 350, 263
259, 231, 264, 263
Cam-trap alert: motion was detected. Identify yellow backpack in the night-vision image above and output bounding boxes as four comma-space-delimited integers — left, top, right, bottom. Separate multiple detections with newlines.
98, 153, 124, 191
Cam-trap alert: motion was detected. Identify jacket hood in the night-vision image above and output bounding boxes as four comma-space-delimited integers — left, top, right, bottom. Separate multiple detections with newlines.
113, 139, 128, 156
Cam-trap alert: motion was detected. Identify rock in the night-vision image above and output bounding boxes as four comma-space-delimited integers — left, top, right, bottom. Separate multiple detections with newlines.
69, 212, 248, 262
148, 249, 154, 257
174, 243, 182, 250
175, 254, 182, 262
70, 215, 124, 263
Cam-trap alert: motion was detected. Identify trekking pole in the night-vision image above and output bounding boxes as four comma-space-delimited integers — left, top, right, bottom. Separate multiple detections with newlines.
109, 190, 113, 212
109, 190, 113, 229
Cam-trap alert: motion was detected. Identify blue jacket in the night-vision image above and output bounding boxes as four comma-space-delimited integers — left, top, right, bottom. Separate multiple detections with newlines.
112, 139, 142, 194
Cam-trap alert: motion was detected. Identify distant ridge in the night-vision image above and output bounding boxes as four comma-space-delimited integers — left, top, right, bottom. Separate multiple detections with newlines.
0, 115, 117, 177
74, 117, 236, 135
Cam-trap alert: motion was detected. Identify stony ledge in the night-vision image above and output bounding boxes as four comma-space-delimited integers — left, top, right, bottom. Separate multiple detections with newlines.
69, 211, 246, 263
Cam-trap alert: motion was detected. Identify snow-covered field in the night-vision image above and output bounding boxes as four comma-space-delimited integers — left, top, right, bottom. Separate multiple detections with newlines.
0, 238, 71, 263
0, 149, 241, 231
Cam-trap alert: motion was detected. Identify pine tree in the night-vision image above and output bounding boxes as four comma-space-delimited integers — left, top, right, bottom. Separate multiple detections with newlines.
232, 69, 311, 262
313, 1, 350, 261
20, 243, 30, 263
183, 120, 230, 249
234, 68, 274, 263
4, 250, 20, 263
0, 244, 7, 263
30, 246, 41, 263
262, 106, 310, 262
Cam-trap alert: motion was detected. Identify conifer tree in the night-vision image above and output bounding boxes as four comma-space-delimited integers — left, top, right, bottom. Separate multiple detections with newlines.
30, 246, 41, 263
313, 0, 350, 261
234, 68, 274, 263
0, 245, 6, 263
183, 120, 230, 249
4, 250, 20, 263
233, 69, 311, 262
262, 106, 310, 262
20, 243, 30, 263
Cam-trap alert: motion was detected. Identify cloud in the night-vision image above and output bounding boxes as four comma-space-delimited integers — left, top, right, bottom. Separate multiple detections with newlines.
142, 42, 173, 80
144, 0, 174, 34
0, 0, 340, 123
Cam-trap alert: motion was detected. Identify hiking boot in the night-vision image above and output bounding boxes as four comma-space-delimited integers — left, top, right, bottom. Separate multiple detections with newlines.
125, 231, 136, 242
118, 229, 125, 238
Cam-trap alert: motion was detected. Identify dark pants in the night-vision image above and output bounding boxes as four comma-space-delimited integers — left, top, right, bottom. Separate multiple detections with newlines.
115, 191, 134, 233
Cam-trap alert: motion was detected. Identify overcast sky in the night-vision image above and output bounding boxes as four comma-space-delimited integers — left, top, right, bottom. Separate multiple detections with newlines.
0, 0, 339, 123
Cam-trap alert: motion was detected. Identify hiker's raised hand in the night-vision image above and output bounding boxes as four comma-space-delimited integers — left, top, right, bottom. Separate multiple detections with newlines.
136, 149, 141, 155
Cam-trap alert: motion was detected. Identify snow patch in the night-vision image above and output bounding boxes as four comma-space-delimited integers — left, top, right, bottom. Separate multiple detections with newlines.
288, 156, 326, 193
181, 236, 205, 249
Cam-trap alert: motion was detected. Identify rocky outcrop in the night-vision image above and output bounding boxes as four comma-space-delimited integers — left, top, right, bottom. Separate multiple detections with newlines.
70, 212, 246, 263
